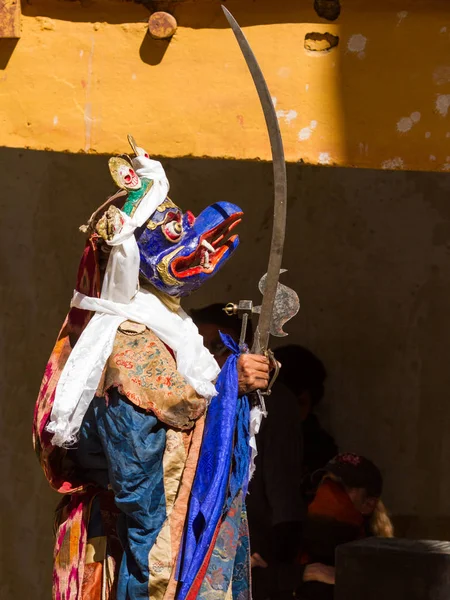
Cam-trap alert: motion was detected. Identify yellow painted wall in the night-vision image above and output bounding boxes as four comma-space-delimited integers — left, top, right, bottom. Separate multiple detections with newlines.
1, 0, 450, 171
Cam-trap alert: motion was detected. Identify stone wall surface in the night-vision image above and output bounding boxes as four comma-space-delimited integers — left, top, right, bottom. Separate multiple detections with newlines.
2, 148, 450, 596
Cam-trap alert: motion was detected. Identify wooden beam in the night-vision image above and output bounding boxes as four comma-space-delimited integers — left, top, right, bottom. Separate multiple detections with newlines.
148, 12, 178, 40
0, 0, 21, 39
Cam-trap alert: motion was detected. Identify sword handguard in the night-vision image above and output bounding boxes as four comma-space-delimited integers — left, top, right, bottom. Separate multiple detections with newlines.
261, 349, 280, 396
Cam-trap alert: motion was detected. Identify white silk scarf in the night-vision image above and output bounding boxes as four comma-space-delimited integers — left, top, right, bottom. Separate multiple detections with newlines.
47, 157, 220, 447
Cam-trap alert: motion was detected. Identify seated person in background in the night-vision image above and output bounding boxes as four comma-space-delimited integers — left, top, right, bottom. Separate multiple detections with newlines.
296, 453, 394, 600
191, 304, 304, 600
274, 345, 338, 502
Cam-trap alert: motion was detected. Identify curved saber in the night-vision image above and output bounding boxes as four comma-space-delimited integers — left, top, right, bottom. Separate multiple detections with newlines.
222, 6, 287, 354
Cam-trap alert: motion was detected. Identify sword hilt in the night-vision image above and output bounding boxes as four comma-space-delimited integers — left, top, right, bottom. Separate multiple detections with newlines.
263, 349, 280, 396
224, 300, 280, 396
224, 300, 256, 350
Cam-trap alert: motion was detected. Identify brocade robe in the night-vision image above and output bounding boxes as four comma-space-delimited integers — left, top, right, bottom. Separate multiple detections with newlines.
52, 324, 207, 600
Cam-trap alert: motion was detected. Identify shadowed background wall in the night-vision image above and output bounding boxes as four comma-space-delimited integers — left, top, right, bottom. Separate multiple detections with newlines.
2, 148, 450, 598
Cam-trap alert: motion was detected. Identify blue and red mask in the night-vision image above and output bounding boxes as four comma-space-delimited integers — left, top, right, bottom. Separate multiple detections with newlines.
136, 199, 242, 297
99, 137, 243, 298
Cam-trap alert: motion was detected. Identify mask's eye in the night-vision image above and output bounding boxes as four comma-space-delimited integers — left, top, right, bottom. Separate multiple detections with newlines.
162, 213, 183, 242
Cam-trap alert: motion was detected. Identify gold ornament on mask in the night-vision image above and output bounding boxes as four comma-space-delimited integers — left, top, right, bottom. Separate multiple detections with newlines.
96, 206, 124, 241
146, 198, 179, 231
156, 246, 185, 287
109, 157, 142, 191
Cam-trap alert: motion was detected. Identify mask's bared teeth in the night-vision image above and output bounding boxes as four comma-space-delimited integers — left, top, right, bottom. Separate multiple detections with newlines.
199, 246, 205, 267
204, 250, 210, 268
201, 239, 215, 253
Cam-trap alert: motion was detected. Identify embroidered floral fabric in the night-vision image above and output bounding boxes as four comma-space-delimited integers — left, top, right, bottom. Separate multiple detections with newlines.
176, 334, 251, 600
197, 492, 251, 600
98, 326, 207, 430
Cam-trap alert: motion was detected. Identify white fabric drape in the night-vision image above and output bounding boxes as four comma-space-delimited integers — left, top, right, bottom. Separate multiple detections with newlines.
101, 156, 169, 303
248, 404, 266, 481
47, 289, 220, 447
47, 157, 219, 447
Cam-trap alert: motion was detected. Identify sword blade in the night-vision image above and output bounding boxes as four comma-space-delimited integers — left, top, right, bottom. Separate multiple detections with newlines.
222, 6, 287, 354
